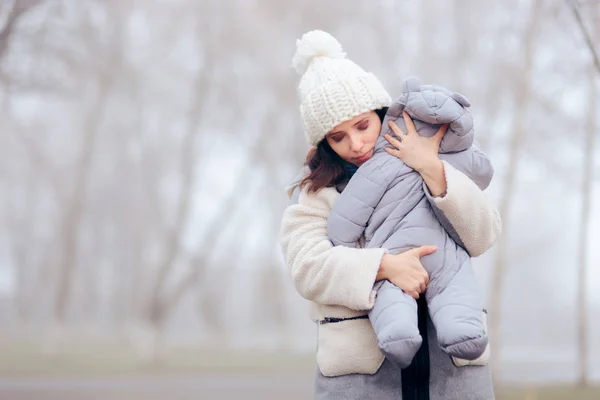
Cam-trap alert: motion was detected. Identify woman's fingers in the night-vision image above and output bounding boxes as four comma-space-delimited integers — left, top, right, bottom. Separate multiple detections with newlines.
409, 245, 438, 258
387, 120, 405, 139
407, 248, 432, 290
412, 263, 429, 288
384, 147, 402, 159
420, 269, 430, 286
433, 124, 449, 144
402, 111, 417, 135
384, 132, 402, 149
409, 277, 424, 297
399, 259, 429, 296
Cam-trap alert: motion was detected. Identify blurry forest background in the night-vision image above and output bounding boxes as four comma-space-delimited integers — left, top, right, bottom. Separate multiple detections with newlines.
0, 0, 599, 398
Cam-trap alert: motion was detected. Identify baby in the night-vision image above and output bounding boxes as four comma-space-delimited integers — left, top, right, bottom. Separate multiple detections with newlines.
327, 77, 492, 368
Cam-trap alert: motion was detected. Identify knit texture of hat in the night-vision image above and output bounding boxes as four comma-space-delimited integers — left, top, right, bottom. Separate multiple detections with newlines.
292, 30, 392, 146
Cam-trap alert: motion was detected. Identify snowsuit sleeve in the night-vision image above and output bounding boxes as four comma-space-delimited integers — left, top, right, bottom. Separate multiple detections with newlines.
280, 186, 386, 311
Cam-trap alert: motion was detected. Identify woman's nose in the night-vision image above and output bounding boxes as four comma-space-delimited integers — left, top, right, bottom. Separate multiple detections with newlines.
349, 136, 363, 152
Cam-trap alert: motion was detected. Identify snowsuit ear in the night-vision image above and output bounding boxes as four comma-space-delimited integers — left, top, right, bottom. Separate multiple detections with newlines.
387, 100, 406, 118
401, 76, 421, 93
452, 92, 471, 108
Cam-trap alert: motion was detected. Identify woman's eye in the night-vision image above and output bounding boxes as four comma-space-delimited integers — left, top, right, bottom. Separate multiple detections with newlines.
329, 134, 344, 143
358, 122, 369, 131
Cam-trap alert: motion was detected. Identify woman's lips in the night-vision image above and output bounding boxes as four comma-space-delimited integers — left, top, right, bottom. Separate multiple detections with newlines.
355, 150, 373, 163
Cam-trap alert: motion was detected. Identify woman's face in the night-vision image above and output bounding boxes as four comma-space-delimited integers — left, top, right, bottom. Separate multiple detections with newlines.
325, 111, 381, 166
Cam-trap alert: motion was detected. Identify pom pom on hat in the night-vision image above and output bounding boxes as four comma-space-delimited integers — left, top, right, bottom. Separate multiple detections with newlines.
292, 30, 347, 75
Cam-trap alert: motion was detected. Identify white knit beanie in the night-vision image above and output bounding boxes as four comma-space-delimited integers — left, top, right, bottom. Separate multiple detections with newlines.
292, 30, 392, 146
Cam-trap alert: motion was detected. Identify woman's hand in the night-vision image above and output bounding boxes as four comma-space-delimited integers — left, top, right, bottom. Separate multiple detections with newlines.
376, 245, 437, 299
384, 111, 447, 172
384, 111, 448, 197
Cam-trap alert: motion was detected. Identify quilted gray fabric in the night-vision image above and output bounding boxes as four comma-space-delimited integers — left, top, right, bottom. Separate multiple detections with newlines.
327, 77, 492, 369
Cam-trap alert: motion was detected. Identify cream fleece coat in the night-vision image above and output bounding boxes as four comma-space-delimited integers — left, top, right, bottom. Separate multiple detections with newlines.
280, 161, 501, 377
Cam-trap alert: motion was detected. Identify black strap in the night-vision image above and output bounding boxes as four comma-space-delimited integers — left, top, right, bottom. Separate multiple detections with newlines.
401, 296, 431, 400
318, 315, 369, 325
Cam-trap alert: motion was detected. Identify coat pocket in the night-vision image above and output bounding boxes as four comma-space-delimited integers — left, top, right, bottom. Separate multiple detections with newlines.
452, 309, 491, 367
316, 316, 385, 377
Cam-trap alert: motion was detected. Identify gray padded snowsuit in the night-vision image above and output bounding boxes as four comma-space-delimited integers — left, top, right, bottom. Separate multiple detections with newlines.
327, 77, 492, 369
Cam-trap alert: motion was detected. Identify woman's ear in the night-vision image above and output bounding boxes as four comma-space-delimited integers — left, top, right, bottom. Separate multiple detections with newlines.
452, 93, 471, 108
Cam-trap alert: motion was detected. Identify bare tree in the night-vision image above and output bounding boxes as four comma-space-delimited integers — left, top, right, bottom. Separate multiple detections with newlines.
50, 10, 129, 345
154, 109, 283, 341
143, 58, 215, 359
567, 0, 600, 75
576, 65, 596, 388
488, 0, 540, 383
0, 0, 39, 59
576, 0, 599, 384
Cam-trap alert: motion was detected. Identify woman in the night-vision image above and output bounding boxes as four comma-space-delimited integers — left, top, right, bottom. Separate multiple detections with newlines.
281, 30, 501, 400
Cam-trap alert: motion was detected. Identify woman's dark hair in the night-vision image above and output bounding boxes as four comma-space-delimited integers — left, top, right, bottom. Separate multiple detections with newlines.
300, 107, 388, 194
